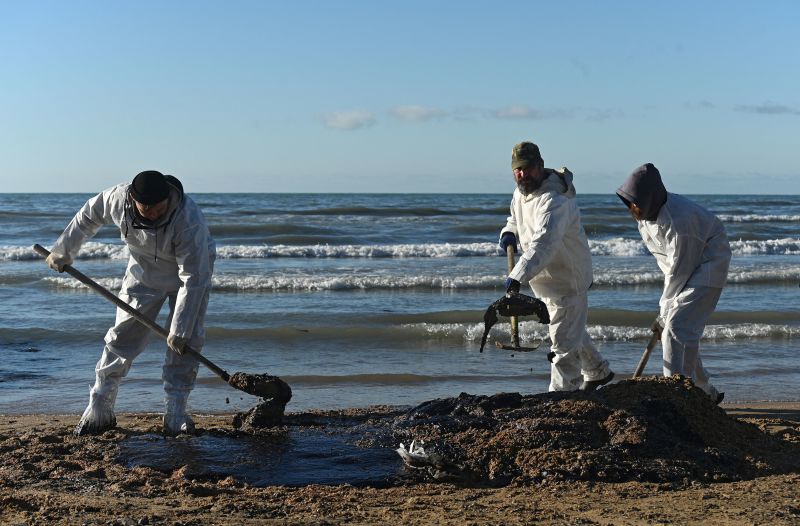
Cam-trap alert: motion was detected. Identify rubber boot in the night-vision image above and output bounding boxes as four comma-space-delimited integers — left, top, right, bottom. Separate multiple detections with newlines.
74, 381, 119, 436
163, 392, 195, 436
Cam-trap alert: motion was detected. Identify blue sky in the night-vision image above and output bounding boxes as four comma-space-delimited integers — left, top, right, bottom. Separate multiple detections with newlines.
1, 1, 798, 194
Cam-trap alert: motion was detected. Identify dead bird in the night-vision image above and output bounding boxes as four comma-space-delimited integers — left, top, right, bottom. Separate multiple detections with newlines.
479, 290, 550, 352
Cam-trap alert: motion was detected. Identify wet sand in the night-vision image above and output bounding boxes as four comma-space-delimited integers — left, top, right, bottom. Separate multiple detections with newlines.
1, 391, 799, 525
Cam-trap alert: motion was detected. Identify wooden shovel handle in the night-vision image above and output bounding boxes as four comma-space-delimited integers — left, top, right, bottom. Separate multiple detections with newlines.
633, 327, 661, 378
505, 245, 520, 348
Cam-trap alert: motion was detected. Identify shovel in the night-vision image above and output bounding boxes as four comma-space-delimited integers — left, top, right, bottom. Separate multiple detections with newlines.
632, 319, 662, 378
33, 244, 291, 402
495, 245, 540, 352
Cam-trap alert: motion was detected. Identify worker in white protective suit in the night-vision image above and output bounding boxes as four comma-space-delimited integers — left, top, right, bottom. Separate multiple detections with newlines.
45, 170, 216, 436
499, 141, 614, 392
617, 163, 730, 403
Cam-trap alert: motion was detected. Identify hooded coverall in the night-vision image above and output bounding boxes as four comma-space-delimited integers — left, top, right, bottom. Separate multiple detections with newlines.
50, 180, 215, 430
501, 168, 612, 391
617, 166, 730, 399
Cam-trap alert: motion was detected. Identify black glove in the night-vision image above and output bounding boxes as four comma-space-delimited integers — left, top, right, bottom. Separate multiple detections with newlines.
504, 278, 520, 294
499, 232, 517, 254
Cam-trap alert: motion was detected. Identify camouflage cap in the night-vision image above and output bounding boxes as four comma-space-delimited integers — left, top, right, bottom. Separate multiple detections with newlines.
511, 142, 543, 170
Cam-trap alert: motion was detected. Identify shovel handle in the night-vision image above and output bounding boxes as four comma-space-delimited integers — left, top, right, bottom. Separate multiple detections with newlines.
633, 328, 661, 378
32, 244, 230, 381
505, 245, 520, 348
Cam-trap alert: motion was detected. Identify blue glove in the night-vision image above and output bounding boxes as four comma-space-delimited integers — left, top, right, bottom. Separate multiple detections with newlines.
499, 232, 517, 254
505, 278, 520, 294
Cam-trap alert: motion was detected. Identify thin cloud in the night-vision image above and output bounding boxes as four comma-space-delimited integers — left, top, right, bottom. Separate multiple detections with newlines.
685, 100, 715, 109
321, 110, 376, 130
391, 105, 448, 122
494, 105, 545, 119
735, 102, 800, 115
493, 105, 574, 120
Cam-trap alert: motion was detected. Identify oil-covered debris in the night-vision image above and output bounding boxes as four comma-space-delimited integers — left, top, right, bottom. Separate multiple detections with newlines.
392, 376, 800, 486
232, 398, 288, 429
480, 291, 550, 351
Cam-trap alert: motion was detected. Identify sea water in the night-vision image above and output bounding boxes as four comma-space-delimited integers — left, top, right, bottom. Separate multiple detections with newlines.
1, 192, 798, 415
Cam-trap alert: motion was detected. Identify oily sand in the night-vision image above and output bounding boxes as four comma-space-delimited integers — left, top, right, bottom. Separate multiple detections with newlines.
1, 376, 799, 525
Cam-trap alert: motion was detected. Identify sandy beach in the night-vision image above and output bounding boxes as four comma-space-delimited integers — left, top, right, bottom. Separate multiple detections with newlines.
1, 378, 799, 525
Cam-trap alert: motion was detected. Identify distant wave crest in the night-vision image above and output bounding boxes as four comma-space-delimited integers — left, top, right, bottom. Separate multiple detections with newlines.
719, 214, 800, 223
411, 322, 800, 343
729, 238, 800, 255
216, 243, 498, 258
6, 237, 800, 263
41, 264, 800, 291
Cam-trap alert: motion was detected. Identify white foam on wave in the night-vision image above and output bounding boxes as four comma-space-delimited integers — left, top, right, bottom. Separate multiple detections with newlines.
6, 237, 800, 262
0, 246, 42, 261
730, 238, 800, 256
216, 243, 498, 258
43, 273, 501, 291
0, 242, 128, 262
43, 276, 123, 290
595, 266, 800, 286
410, 322, 800, 342
592, 271, 663, 286
591, 237, 800, 257
42, 265, 800, 291
588, 238, 648, 257
727, 266, 800, 283
212, 274, 500, 291
719, 214, 800, 223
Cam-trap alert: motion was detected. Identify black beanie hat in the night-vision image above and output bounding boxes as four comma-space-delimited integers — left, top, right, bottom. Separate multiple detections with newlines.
130, 171, 170, 205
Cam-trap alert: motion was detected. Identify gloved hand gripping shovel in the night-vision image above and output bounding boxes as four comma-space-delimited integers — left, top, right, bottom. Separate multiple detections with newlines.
33, 244, 291, 403
632, 318, 662, 378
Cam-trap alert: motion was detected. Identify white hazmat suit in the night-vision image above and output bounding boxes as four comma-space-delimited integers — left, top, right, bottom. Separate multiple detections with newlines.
49, 177, 215, 435
617, 163, 730, 401
501, 168, 612, 391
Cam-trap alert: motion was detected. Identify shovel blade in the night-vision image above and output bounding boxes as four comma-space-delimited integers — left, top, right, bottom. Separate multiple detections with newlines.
495, 342, 541, 352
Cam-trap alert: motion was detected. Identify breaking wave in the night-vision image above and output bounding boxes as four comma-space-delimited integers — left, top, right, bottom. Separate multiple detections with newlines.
6, 237, 800, 262
718, 214, 800, 223
413, 322, 800, 343
40, 265, 800, 291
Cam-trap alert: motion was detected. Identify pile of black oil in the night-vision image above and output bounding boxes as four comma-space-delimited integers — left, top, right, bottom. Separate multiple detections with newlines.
116, 376, 800, 488
391, 376, 800, 485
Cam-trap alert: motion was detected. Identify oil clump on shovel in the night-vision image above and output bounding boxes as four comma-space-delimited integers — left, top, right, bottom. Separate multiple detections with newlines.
230, 372, 293, 429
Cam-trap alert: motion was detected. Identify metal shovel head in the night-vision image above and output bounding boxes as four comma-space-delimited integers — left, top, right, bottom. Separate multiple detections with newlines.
229, 372, 293, 403
495, 341, 541, 352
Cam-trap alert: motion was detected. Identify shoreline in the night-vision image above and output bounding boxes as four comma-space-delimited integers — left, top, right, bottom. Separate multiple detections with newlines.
3, 400, 800, 418
1, 401, 799, 525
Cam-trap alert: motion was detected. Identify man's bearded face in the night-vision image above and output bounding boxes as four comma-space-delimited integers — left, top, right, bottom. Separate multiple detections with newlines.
514, 164, 544, 195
